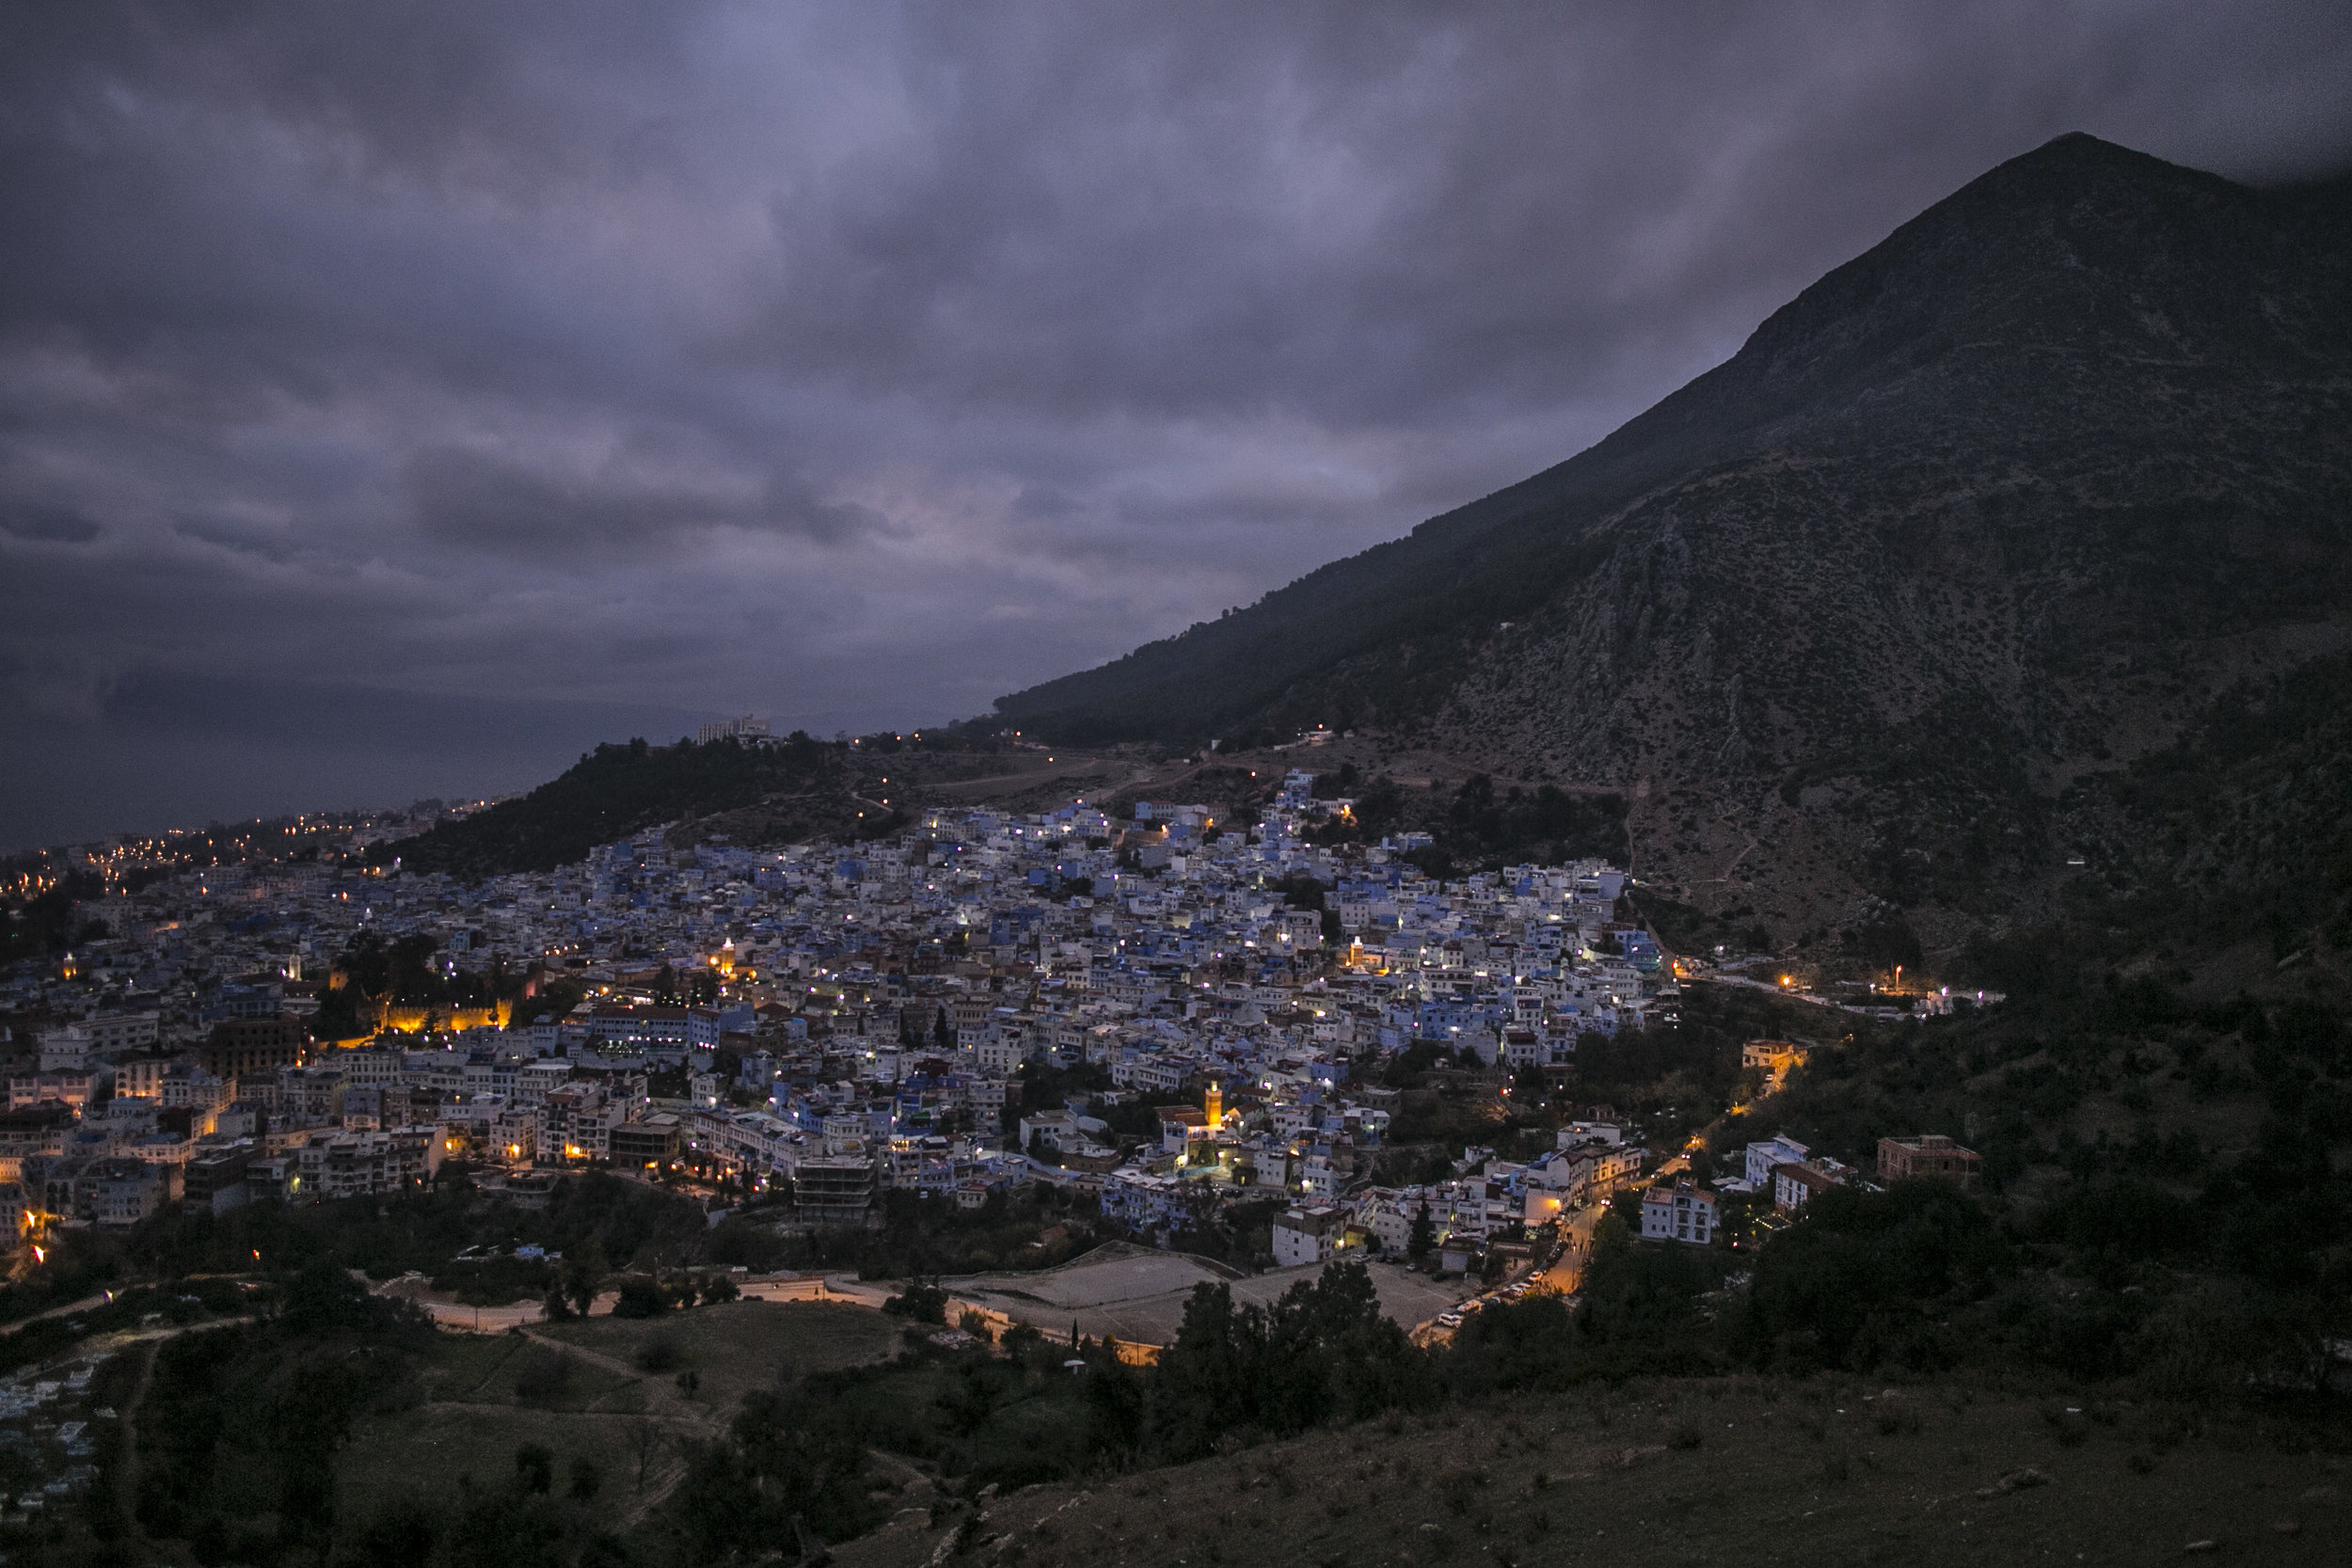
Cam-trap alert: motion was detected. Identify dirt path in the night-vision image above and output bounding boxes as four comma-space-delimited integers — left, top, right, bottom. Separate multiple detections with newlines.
516, 1325, 720, 1433
7, 1291, 111, 1329
419, 1328, 721, 1526
1700, 807, 1763, 885
110, 1338, 160, 1543
100, 1317, 258, 1553
369, 1270, 599, 1332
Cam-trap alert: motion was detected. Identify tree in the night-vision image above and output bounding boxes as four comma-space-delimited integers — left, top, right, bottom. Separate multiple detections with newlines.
515, 1444, 554, 1496
1148, 1264, 1427, 1460
1083, 1338, 1146, 1457
670, 1387, 882, 1558
1407, 1202, 1435, 1263
612, 1277, 669, 1319
1510, 1061, 1549, 1102
1737, 1180, 2010, 1371
882, 1282, 949, 1323
937, 1362, 998, 1436
628, 1420, 667, 1494
1002, 1323, 1045, 1368
310, 981, 372, 1043
561, 1242, 609, 1317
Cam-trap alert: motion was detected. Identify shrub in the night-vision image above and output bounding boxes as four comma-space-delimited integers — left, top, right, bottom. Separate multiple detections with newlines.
882, 1283, 949, 1323
612, 1278, 669, 1319
513, 1349, 578, 1406
515, 1443, 554, 1495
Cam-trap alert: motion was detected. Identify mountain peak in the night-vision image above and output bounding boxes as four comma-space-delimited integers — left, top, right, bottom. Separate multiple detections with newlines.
993, 135, 2351, 943
1726, 132, 2281, 399
2013, 128, 2185, 169
1913, 127, 2241, 229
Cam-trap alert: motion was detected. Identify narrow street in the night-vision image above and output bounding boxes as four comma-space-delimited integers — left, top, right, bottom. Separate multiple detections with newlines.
1536, 1200, 1607, 1296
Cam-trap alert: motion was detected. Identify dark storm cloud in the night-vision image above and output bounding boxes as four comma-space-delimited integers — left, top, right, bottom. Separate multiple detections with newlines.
0, 505, 101, 545
4, 0, 2352, 847
403, 449, 877, 553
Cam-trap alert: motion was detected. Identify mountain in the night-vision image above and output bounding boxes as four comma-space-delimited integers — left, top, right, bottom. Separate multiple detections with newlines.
993, 135, 2352, 960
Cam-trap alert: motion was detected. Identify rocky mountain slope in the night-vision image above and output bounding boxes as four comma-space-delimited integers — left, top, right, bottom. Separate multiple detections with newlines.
994, 135, 2352, 959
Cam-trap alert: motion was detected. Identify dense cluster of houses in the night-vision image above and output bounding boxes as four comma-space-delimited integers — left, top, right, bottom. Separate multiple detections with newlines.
2, 770, 1978, 1272
0, 769, 1682, 1250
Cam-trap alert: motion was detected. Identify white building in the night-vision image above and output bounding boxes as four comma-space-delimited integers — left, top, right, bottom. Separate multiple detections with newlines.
1639, 1179, 1715, 1245
1772, 1159, 1848, 1214
1736, 1132, 1809, 1193
697, 715, 771, 744
41, 1012, 160, 1069
1272, 1203, 1349, 1267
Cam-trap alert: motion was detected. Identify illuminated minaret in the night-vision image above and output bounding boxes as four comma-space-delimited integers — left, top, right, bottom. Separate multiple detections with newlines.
1203, 1079, 1223, 1129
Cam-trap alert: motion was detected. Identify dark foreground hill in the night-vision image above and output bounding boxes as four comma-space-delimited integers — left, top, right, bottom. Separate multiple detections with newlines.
835, 1379, 2345, 1568
994, 135, 2352, 959
387, 733, 867, 878
382, 729, 1049, 878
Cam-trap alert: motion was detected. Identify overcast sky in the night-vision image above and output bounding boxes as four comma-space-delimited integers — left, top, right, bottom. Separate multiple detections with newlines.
5, 1, 2350, 849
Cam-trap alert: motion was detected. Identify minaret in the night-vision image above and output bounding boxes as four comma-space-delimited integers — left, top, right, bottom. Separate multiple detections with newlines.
1204, 1079, 1223, 1129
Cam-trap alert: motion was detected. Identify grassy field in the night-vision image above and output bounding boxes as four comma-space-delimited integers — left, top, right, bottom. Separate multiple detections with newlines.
331, 1305, 911, 1545
342, 1313, 859, 1539
336, 1400, 677, 1527
337, 1332, 667, 1533
832, 1375, 2351, 1567
539, 1299, 906, 1413
806, 1350, 1106, 1494
417, 1330, 649, 1414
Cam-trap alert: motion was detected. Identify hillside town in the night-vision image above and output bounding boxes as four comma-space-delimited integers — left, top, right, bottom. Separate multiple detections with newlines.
0, 766, 1973, 1323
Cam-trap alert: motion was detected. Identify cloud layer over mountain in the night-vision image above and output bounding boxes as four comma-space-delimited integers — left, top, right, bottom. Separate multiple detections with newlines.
5, 1, 2350, 845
